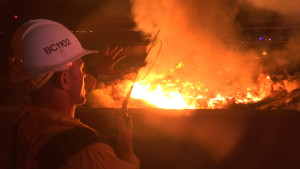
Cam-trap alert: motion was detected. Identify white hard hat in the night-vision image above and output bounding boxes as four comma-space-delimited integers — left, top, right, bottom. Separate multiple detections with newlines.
10, 19, 98, 83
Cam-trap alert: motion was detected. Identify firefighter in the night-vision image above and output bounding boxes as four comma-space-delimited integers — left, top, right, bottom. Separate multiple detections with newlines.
9, 19, 140, 169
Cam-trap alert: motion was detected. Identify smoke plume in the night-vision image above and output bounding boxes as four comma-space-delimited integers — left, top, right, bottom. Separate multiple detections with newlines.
86, 0, 300, 108
246, 0, 300, 81
247, 0, 300, 16
130, 0, 259, 94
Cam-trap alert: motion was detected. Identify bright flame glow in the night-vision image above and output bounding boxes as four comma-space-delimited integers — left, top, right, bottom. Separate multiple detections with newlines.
176, 62, 183, 69
129, 72, 268, 109
262, 51, 268, 55
132, 84, 189, 109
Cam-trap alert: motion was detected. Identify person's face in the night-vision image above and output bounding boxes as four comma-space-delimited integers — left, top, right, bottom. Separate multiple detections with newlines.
67, 58, 86, 105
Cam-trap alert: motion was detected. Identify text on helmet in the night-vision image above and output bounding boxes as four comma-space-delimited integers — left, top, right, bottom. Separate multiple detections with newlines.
44, 39, 71, 55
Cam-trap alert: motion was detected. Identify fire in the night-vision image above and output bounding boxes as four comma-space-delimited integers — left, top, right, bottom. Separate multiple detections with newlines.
86, 64, 272, 109
129, 70, 267, 109
131, 83, 189, 109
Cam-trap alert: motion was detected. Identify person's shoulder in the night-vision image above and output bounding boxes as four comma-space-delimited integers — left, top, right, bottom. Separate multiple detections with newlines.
87, 141, 114, 151
37, 127, 108, 169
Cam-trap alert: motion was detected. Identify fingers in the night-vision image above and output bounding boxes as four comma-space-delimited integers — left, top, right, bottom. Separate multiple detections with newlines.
112, 47, 124, 60
109, 46, 118, 57
105, 46, 110, 56
106, 46, 126, 64
105, 45, 124, 57
105, 46, 120, 56
112, 54, 126, 66
100, 45, 127, 75
118, 111, 133, 129
116, 115, 134, 154
106, 46, 119, 57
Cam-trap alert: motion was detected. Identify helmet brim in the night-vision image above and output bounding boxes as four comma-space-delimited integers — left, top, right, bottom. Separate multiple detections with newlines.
51, 49, 98, 72
10, 49, 98, 83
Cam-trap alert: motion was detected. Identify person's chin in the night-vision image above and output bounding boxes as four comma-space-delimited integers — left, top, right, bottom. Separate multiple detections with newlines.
75, 96, 86, 106
80, 97, 87, 105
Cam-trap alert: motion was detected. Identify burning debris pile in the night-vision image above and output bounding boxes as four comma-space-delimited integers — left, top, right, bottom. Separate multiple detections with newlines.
257, 88, 300, 110
85, 0, 300, 110
251, 74, 300, 110
85, 66, 300, 110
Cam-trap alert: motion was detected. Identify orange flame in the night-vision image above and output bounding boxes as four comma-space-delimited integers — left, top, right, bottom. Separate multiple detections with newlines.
129, 71, 267, 109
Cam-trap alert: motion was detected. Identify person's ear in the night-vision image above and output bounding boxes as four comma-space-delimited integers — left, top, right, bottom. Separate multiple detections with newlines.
59, 71, 69, 90
51, 71, 69, 90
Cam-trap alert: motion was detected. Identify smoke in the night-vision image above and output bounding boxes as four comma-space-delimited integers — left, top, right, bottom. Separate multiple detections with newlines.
85, 79, 132, 108
245, 0, 300, 76
247, 0, 300, 16
130, 0, 259, 94
86, 0, 300, 108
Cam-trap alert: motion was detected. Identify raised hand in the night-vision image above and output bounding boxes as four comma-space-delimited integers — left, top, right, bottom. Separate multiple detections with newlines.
95, 46, 126, 76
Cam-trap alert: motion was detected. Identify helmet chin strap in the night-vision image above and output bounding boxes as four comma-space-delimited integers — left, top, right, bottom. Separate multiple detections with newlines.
21, 72, 54, 92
